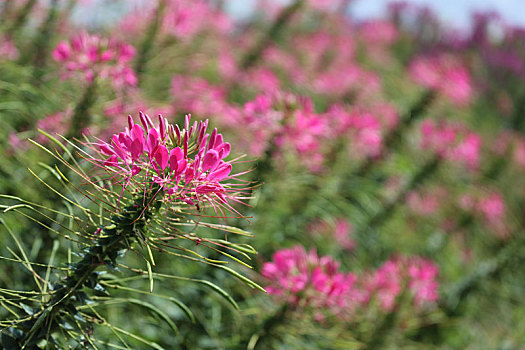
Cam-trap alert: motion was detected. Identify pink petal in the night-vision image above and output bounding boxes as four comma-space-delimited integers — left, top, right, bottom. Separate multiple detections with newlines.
208, 162, 231, 181
202, 149, 220, 172
153, 145, 169, 170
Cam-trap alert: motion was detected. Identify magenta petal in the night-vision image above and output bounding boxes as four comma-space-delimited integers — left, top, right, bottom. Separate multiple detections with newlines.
208, 163, 231, 181
176, 159, 187, 176
99, 143, 115, 156
131, 124, 145, 144
217, 142, 231, 159
169, 147, 183, 173
103, 155, 119, 167
147, 128, 159, 154
153, 145, 169, 170
202, 149, 220, 172
111, 135, 127, 160
213, 134, 224, 150
118, 132, 131, 150
130, 139, 143, 159
185, 166, 195, 183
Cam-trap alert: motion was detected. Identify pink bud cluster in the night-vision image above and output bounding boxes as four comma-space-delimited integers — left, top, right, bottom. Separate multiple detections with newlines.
93, 113, 239, 210
53, 31, 137, 89
420, 119, 481, 170
262, 246, 439, 318
409, 54, 473, 106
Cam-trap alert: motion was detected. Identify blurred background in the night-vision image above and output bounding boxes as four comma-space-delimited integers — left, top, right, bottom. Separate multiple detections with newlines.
2, 0, 525, 349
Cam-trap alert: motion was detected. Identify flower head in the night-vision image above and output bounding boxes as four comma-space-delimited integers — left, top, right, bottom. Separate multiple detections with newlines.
91, 113, 242, 213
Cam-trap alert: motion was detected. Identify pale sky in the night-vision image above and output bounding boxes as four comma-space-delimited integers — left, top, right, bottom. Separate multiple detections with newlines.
226, 0, 525, 29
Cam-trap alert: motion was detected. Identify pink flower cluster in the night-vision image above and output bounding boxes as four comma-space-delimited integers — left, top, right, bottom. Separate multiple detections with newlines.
458, 191, 508, 238
93, 113, 240, 210
409, 54, 473, 106
327, 106, 384, 159
53, 31, 137, 89
171, 75, 227, 117
263, 246, 440, 318
420, 119, 481, 170
275, 100, 328, 171
365, 256, 440, 310
223, 94, 284, 157
262, 246, 358, 312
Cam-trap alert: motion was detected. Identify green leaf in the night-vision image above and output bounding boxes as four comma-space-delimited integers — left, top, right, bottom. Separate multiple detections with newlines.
126, 298, 178, 334
196, 280, 239, 310
217, 265, 266, 292
146, 260, 154, 293
169, 297, 195, 323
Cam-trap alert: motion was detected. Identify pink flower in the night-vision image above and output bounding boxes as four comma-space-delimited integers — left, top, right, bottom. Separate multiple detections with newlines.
326, 106, 384, 159
409, 54, 473, 106
91, 113, 242, 212
307, 217, 355, 251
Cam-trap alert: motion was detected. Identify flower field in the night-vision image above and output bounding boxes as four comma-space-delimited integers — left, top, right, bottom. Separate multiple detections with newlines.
1, 1, 525, 349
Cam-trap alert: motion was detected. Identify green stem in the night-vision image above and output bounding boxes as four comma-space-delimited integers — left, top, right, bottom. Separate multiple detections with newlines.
31, 0, 60, 81
369, 156, 440, 230
17, 194, 160, 348
134, 0, 166, 85
67, 81, 98, 138
244, 303, 289, 350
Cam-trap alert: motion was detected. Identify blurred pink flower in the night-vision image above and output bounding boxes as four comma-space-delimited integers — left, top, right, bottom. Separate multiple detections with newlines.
53, 32, 137, 91
262, 246, 358, 311
409, 54, 473, 106
171, 75, 228, 117
420, 119, 481, 170
0, 36, 19, 60
366, 256, 439, 311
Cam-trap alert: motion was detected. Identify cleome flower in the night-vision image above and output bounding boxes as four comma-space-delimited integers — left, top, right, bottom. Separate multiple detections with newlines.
90, 112, 242, 213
